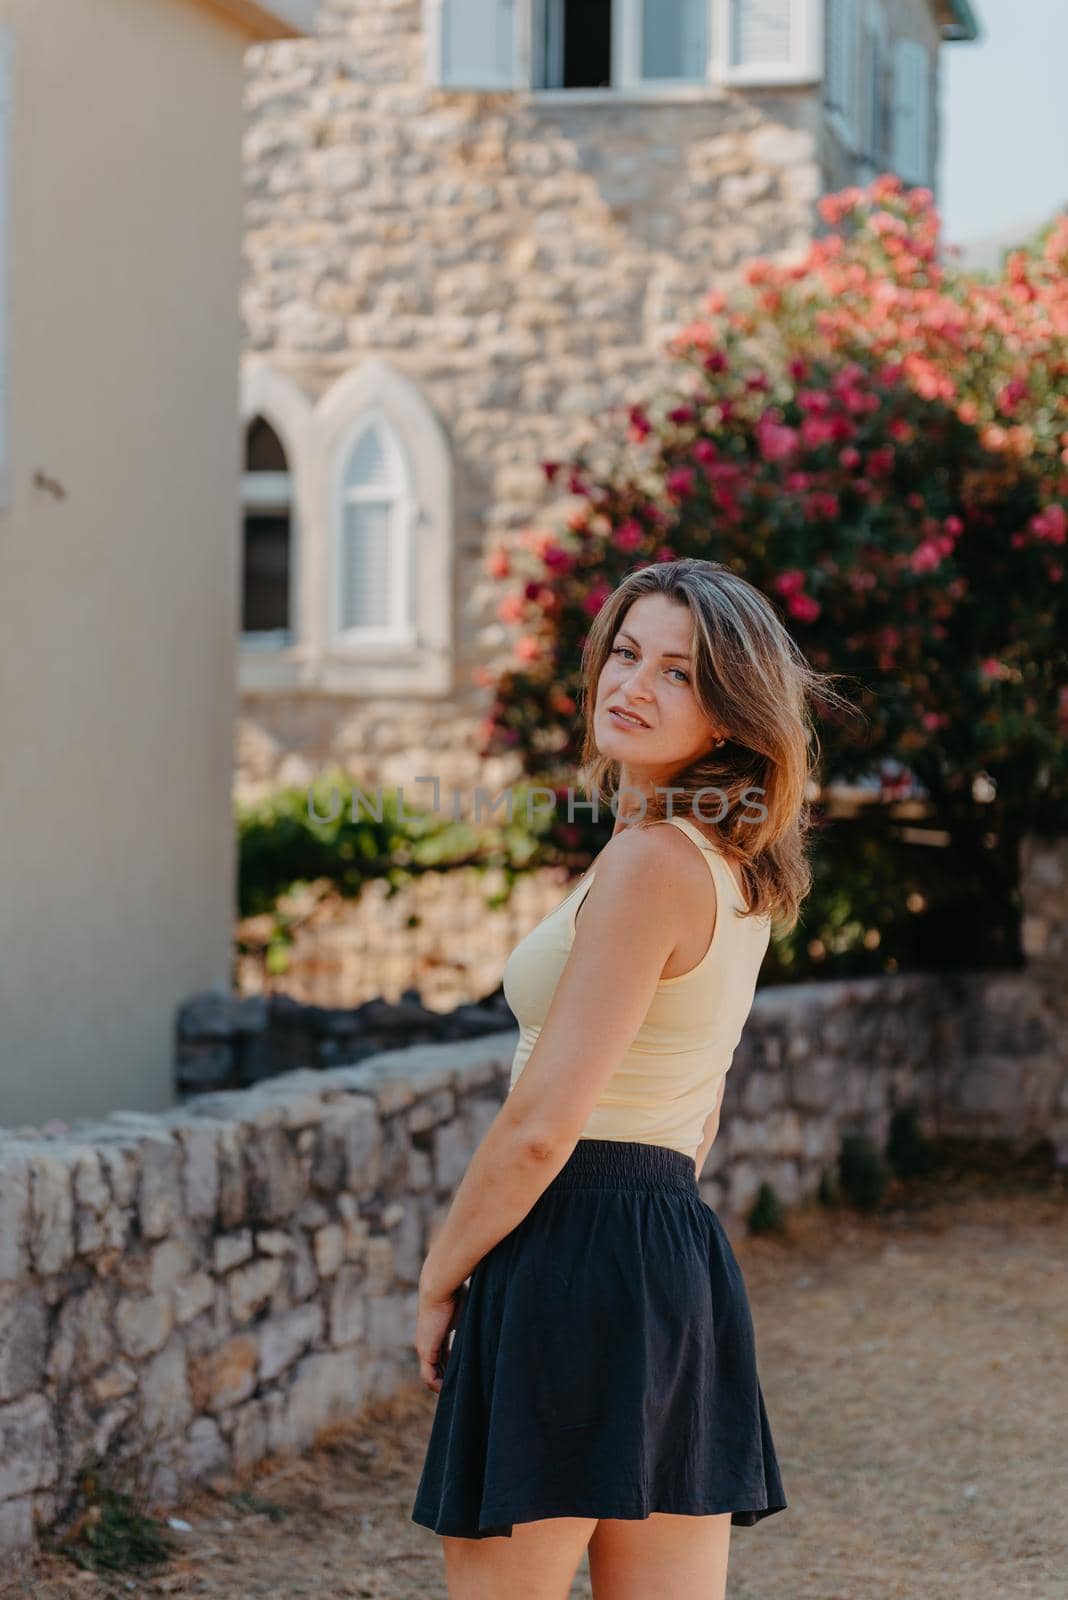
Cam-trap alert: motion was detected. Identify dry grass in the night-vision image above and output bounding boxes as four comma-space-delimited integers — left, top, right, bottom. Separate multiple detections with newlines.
6, 1154, 1066, 1600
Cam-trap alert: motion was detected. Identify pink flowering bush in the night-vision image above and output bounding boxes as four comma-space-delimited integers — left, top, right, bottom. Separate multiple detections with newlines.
481, 178, 1068, 842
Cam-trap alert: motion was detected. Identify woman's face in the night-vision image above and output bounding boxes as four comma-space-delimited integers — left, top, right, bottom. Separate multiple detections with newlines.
593, 593, 725, 786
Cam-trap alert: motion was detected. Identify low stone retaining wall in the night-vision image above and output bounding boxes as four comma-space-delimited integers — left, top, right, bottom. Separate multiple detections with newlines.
2, 965, 1065, 1560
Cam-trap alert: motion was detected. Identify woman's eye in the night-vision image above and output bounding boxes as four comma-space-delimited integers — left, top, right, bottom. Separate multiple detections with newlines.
611, 646, 689, 684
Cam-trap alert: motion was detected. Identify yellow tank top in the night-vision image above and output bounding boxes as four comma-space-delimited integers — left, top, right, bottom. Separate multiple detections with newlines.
502, 814, 772, 1159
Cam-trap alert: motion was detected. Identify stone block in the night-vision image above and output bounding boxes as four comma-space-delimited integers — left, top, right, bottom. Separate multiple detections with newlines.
366, 1292, 418, 1358
90, 1363, 138, 1404
314, 1224, 345, 1278
214, 1230, 254, 1274
116, 1293, 174, 1362
139, 1135, 182, 1241
0, 1395, 58, 1500
44, 1284, 110, 1384
0, 1152, 31, 1282
174, 1273, 215, 1324
28, 1153, 75, 1276
260, 1301, 324, 1383
176, 1122, 221, 1221
141, 1339, 193, 1437
408, 1088, 457, 1134
229, 1257, 284, 1324
279, 1348, 365, 1454
245, 1126, 304, 1224
189, 1334, 259, 1414
184, 1416, 231, 1482
0, 1285, 48, 1400
217, 1125, 247, 1229
149, 1236, 195, 1295
327, 1263, 367, 1347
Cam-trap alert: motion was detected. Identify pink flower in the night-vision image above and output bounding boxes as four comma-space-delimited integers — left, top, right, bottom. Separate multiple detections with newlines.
910, 541, 943, 573
485, 548, 511, 578
666, 466, 695, 499
1029, 505, 1066, 545
628, 406, 652, 441
693, 438, 718, 465
756, 413, 800, 462
703, 350, 728, 374
800, 416, 836, 450
773, 569, 808, 597
787, 592, 821, 622
805, 491, 840, 521
516, 635, 541, 662
996, 378, 1028, 416
943, 515, 964, 538
612, 519, 645, 552
541, 544, 575, 574
785, 471, 811, 493
839, 446, 861, 470
497, 593, 526, 623
582, 583, 613, 616
667, 405, 696, 425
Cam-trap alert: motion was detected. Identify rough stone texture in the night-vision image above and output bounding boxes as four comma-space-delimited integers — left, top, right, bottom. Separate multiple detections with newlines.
2, 836, 1065, 1558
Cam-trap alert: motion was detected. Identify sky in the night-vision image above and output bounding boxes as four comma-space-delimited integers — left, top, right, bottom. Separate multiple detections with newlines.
940, 0, 1068, 255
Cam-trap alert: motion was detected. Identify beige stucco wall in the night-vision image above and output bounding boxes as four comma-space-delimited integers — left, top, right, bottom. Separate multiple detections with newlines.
0, 0, 259, 1125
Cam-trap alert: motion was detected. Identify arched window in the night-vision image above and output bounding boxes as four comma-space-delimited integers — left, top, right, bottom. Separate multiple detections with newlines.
312, 357, 454, 694
335, 417, 415, 643
241, 415, 292, 643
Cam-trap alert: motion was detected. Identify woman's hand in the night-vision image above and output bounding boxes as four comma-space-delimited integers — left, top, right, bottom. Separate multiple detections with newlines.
415, 1281, 467, 1393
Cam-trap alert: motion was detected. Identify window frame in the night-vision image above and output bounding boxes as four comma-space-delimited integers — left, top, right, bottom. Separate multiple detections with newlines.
331, 413, 419, 652
237, 366, 313, 673
427, 0, 822, 96
240, 451, 296, 651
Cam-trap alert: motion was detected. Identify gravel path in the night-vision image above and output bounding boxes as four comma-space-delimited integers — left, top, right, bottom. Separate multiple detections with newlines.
8, 1165, 1066, 1600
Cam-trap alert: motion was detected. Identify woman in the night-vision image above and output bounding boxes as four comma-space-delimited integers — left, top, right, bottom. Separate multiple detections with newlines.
411, 558, 840, 1598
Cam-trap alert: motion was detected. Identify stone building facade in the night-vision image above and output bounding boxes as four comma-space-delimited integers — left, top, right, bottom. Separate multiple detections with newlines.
236, 0, 979, 799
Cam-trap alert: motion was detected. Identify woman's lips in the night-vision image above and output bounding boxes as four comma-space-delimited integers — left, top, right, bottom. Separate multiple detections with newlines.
608, 707, 649, 729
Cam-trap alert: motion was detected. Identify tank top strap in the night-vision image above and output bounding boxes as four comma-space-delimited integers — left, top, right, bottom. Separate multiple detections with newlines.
662, 814, 747, 914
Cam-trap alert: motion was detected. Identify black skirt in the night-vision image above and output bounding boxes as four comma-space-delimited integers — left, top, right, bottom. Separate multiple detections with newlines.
410, 1136, 787, 1539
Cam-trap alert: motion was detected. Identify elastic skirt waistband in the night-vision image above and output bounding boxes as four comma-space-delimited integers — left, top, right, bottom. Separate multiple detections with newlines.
547, 1137, 698, 1194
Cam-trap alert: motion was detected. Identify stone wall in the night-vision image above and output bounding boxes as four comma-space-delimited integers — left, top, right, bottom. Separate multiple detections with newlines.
4, 941, 1067, 1558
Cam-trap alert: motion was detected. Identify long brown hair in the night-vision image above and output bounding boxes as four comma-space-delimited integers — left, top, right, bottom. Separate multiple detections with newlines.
576, 558, 858, 933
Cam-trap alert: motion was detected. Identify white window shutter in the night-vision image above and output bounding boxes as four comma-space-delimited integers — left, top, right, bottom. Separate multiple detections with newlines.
439, 0, 518, 88
825, 0, 857, 132
891, 37, 931, 185
340, 501, 393, 632
730, 0, 794, 68
860, 0, 886, 161
339, 425, 398, 635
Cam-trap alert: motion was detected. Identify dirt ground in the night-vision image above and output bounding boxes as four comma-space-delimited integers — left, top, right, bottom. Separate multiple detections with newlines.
7, 1156, 1067, 1600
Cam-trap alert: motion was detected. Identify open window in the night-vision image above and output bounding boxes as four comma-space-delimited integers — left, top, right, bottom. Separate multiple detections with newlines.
428, 0, 818, 92
241, 416, 293, 645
